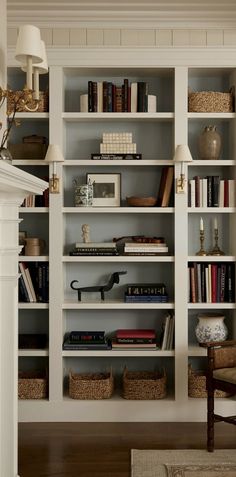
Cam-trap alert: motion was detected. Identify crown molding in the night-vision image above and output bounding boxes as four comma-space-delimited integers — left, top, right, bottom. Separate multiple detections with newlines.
6, 1, 236, 28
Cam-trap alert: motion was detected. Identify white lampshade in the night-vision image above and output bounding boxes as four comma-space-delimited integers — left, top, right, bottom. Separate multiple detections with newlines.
22, 41, 48, 74
174, 144, 193, 163
45, 145, 64, 163
15, 25, 43, 64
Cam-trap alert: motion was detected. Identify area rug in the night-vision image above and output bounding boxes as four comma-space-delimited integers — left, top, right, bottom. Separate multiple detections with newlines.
131, 449, 236, 477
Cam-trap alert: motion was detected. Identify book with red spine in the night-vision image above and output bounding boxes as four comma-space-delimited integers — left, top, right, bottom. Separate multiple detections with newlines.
116, 329, 156, 339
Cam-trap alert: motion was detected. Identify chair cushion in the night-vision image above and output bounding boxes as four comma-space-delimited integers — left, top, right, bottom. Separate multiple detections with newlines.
213, 367, 236, 384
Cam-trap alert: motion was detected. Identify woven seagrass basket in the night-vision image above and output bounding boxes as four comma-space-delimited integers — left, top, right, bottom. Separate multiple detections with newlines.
122, 367, 167, 400
69, 369, 114, 400
188, 90, 234, 113
18, 371, 48, 399
7, 90, 49, 113
188, 364, 230, 398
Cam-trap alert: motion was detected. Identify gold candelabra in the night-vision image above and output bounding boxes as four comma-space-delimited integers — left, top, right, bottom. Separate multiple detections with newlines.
196, 230, 207, 256
208, 228, 225, 256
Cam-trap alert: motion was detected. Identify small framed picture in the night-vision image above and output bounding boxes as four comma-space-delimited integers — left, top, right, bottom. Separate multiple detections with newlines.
87, 173, 121, 207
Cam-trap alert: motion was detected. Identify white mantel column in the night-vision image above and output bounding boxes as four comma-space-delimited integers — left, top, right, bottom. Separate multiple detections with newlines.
0, 161, 48, 477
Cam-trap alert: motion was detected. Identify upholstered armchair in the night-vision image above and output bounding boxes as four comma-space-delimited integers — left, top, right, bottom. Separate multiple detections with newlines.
200, 340, 236, 452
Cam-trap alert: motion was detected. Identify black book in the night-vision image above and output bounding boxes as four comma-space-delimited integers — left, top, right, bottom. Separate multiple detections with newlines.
137, 81, 148, 112
212, 176, 220, 207
107, 82, 113, 112
88, 80, 93, 112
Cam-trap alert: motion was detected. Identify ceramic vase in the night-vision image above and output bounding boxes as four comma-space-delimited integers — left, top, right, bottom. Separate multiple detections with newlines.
195, 313, 228, 343
198, 125, 222, 160
74, 184, 93, 207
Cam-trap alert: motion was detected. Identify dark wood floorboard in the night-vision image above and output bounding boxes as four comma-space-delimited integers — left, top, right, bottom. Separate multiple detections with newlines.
18, 422, 236, 477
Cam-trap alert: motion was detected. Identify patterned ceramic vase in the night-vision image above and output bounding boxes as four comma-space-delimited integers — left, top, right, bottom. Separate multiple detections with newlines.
198, 125, 222, 160
195, 313, 228, 343
74, 184, 93, 207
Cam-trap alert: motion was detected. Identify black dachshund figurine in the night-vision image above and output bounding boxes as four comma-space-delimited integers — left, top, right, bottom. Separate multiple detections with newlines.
70, 271, 127, 301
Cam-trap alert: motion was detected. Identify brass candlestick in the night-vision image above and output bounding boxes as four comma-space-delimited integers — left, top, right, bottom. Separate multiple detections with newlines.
207, 228, 225, 256
196, 230, 207, 256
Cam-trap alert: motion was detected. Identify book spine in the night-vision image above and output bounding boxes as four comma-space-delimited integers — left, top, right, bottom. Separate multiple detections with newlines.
123, 78, 129, 112
212, 175, 220, 207
124, 295, 168, 302
103, 81, 108, 112
107, 82, 113, 112
126, 285, 166, 295
88, 80, 93, 112
92, 81, 97, 112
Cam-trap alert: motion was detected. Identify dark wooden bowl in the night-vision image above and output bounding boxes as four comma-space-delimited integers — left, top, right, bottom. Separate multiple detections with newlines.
126, 196, 157, 207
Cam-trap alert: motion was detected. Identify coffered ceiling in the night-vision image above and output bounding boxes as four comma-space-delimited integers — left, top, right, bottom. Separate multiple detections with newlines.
7, 0, 236, 27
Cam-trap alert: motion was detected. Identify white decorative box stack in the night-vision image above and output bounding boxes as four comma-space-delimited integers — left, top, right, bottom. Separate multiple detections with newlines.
100, 132, 137, 154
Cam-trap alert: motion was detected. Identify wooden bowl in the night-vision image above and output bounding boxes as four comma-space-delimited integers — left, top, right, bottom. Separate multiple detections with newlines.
126, 196, 157, 207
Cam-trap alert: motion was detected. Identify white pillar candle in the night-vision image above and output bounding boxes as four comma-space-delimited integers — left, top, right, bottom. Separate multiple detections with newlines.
214, 218, 218, 230
200, 217, 204, 231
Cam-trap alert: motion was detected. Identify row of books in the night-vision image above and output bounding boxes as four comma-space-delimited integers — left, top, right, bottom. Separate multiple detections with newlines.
86, 79, 155, 113
63, 327, 175, 351
161, 314, 175, 350
188, 176, 235, 208
19, 261, 49, 303
188, 262, 235, 303
21, 189, 49, 208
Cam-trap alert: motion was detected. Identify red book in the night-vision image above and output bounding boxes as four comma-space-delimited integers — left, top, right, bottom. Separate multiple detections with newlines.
211, 264, 217, 303
116, 329, 156, 339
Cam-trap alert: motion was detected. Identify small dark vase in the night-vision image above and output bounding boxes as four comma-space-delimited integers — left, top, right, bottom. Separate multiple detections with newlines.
198, 125, 222, 160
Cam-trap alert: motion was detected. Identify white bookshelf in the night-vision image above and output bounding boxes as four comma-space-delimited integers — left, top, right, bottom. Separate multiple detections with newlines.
8, 51, 236, 422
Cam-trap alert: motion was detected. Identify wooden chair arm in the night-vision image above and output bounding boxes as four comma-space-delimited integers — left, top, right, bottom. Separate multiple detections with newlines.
199, 340, 236, 348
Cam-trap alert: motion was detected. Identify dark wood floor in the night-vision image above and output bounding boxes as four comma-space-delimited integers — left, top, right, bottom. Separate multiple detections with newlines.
18, 422, 236, 477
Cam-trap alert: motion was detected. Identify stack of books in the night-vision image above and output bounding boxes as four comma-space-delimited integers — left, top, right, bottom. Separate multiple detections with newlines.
63, 331, 110, 350
124, 283, 168, 303
69, 242, 118, 256
91, 132, 141, 160
111, 329, 157, 350
123, 241, 168, 255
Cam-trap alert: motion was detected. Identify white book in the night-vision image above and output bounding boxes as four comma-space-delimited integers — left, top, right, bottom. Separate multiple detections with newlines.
24, 268, 37, 302
124, 246, 168, 253
75, 242, 116, 248
161, 314, 170, 350
202, 178, 208, 208
228, 179, 235, 207
19, 262, 34, 302
166, 316, 175, 350
125, 242, 167, 248
148, 95, 157, 113
131, 82, 138, 112
97, 82, 103, 113
80, 94, 88, 112
205, 266, 209, 303
219, 180, 224, 207
189, 179, 195, 208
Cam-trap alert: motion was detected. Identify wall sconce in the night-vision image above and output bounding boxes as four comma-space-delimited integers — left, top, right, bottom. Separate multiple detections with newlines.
14, 24, 48, 110
21, 40, 48, 101
174, 144, 193, 194
45, 145, 64, 194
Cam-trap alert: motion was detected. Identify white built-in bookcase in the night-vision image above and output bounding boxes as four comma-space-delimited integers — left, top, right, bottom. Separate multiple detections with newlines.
7, 48, 236, 422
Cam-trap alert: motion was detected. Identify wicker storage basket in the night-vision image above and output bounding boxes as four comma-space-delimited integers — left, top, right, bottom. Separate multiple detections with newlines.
122, 367, 167, 400
188, 91, 234, 113
18, 371, 47, 399
69, 369, 114, 400
7, 90, 49, 113
188, 365, 230, 398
